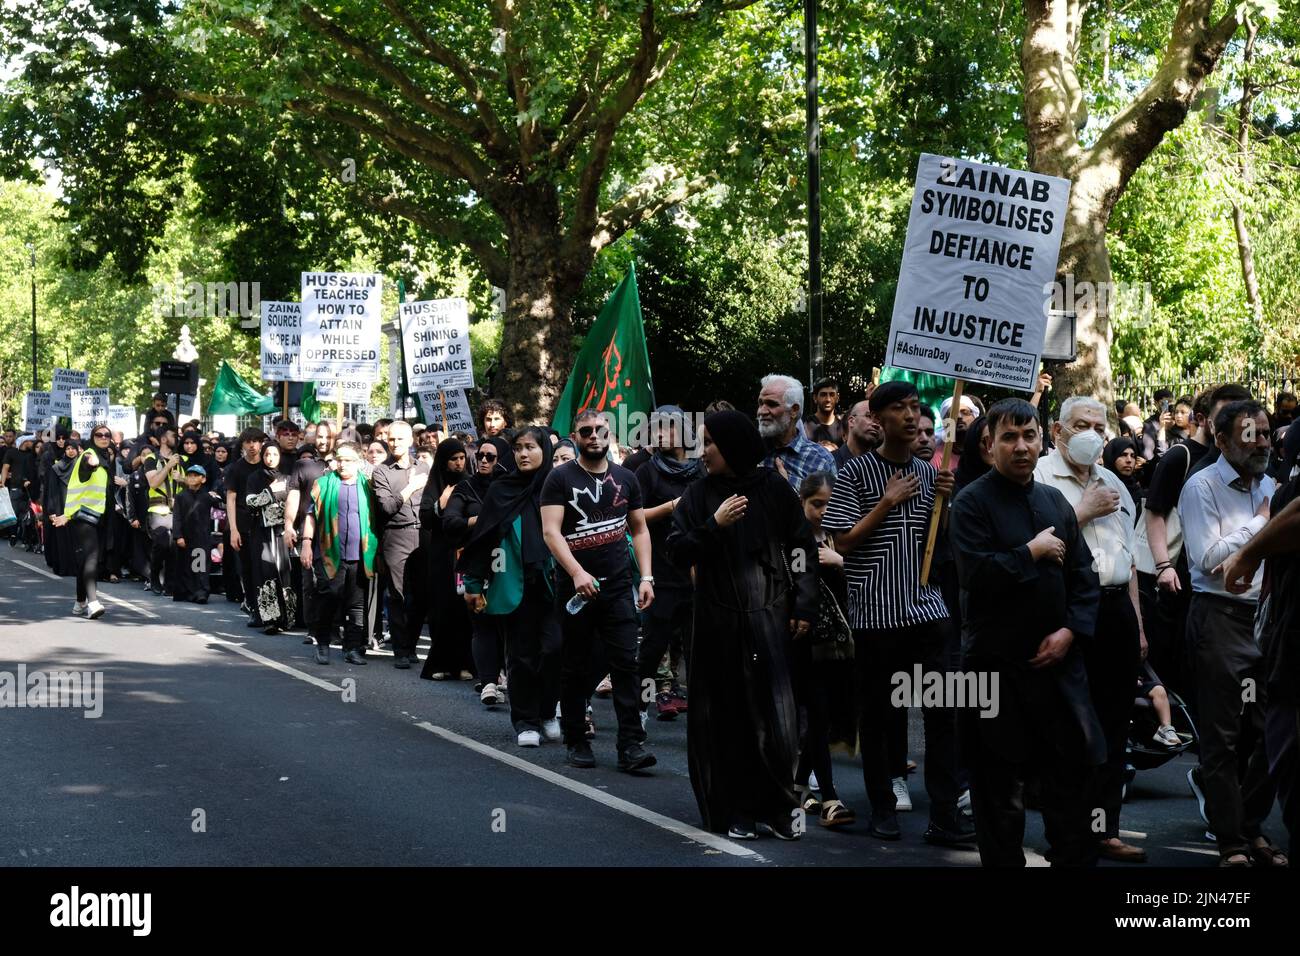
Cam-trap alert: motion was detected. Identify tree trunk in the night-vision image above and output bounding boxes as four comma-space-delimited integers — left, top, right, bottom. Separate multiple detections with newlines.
492, 186, 578, 423
1232, 17, 1263, 324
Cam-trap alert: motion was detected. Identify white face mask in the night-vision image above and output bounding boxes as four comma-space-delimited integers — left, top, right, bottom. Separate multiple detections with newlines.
1065, 428, 1105, 466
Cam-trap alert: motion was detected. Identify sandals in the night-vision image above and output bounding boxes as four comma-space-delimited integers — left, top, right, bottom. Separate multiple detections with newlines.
820, 799, 856, 828
1249, 839, 1290, 868
1219, 852, 1252, 868
794, 784, 821, 814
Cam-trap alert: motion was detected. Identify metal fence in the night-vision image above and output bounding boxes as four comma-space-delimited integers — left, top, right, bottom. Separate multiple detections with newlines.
1113, 362, 1298, 412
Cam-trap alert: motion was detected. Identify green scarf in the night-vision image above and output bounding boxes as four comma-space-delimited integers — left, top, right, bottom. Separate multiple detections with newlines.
312, 470, 378, 579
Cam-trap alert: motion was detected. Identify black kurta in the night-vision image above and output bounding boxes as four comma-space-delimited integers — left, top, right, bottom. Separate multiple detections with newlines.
949, 468, 1106, 765
171, 488, 213, 602
667, 467, 817, 832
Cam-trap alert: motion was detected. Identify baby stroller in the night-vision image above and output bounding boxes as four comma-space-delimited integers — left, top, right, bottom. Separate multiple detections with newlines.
1122, 661, 1198, 801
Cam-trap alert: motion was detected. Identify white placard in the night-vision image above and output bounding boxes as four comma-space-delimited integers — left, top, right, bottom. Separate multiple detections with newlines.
885, 153, 1071, 392
50, 368, 89, 417
418, 388, 478, 438
71, 388, 110, 435
315, 380, 372, 404
108, 405, 138, 440
299, 272, 383, 382
260, 301, 302, 382
400, 297, 474, 392
22, 391, 51, 432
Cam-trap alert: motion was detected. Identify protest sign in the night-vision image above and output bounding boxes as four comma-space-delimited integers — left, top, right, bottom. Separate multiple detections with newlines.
50, 368, 89, 418
885, 154, 1071, 392
71, 388, 110, 434
108, 405, 138, 439
299, 272, 382, 382
260, 301, 302, 382
22, 391, 51, 432
418, 388, 477, 437
315, 380, 373, 404
400, 298, 474, 392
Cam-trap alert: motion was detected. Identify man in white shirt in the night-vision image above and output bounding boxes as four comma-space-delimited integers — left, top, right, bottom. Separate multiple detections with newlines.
1035, 395, 1147, 863
1179, 399, 1281, 867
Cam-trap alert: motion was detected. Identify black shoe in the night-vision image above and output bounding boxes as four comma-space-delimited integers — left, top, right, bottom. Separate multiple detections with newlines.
757, 817, 801, 841
407, 654, 422, 665
302, 636, 315, 645
727, 818, 758, 840
394, 657, 411, 670
314, 646, 329, 665
869, 810, 902, 841
344, 649, 368, 665
246, 617, 263, 628
923, 819, 978, 846
264, 625, 281, 635
566, 742, 596, 769
617, 743, 657, 772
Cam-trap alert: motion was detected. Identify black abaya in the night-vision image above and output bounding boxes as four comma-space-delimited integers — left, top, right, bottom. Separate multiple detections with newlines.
246, 468, 294, 629
171, 488, 213, 602
667, 466, 818, 832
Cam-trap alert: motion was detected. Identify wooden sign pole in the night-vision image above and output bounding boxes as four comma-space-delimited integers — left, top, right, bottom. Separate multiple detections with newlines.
920, 377, 964, 586
336, 401, 344, 434
282, 381, 289, 421
438, 389, 449, 435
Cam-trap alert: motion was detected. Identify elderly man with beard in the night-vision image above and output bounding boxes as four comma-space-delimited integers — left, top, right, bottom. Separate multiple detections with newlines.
758, 374, 835, 489
1179, 400, 1286, 867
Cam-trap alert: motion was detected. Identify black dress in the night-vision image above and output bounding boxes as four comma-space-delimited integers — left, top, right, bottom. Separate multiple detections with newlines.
42, 456, 77, 577
418, 443, 474, 677
667, 467, 817, 832
171, 488, 213, 602
245, 467, 295, 629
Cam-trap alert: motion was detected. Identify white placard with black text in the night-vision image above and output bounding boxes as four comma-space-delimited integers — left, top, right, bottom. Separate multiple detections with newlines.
298, 272, 383, 382
50, 368, 89, 418
418, 388, 478, 437
400, 298, 475, 392
260, 301, 302, 382
71, 388, 110, 435
22, 391, 51, 432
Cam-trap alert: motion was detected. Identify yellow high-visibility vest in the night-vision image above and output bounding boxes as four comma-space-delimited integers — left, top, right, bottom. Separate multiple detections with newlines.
63, 449, 108, 519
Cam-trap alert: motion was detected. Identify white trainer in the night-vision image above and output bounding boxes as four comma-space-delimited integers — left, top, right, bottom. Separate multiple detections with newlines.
541, 718, 561, 742
480, 683, 499, 705
72, 601, 87, 617
517, 730, 541, 748
892, 776, 913, 812
86, 600, 106, 620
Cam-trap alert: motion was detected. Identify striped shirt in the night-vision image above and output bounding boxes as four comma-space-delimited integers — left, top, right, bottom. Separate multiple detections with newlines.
821, 450, 950, 630
763, 426, 837, 490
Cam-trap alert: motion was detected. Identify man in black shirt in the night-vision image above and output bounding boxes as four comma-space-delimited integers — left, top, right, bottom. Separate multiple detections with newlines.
284, 422, 336, 637
635, 406, 702, 719
804, 376, 845, 446
831, 400, 881, 470
950, 397, 1105, 867
225, 427, 267, 625
370, 422, 430, 669
542, 409, 656, 772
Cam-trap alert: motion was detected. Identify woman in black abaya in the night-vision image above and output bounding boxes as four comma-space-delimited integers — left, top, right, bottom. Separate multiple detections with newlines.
245, 442, 295, 633
666, 411, 817, 840
419, 437, 475, 679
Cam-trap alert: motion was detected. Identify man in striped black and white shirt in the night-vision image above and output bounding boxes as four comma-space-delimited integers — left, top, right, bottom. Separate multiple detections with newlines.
823, 380, 972, 846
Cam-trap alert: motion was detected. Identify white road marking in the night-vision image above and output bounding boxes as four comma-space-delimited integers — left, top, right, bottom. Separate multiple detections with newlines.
5, 557, 159, 618
413, 721, 758, 859
202, 634, 344, 693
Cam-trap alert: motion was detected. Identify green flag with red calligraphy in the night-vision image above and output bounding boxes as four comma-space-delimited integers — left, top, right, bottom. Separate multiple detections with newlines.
551, 264, 655, 445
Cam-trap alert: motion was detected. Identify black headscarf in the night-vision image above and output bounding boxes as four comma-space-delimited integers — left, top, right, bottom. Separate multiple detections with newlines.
700, 411, 777, 553
458, 426, 554, 579
432, 437, 467, 498
703, 410, 766, 485
953, 415, 991, 491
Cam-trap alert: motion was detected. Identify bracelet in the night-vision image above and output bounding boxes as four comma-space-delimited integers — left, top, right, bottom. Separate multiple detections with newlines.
1155, 562, 1173, 572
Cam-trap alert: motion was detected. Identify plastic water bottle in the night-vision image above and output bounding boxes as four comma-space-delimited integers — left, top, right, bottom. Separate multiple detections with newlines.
565, 578, 602, 615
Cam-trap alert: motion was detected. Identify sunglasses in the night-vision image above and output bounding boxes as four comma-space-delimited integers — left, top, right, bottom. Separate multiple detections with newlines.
577, 425, 609, 439
92, 431, 112, 439
476, 452, 497, 461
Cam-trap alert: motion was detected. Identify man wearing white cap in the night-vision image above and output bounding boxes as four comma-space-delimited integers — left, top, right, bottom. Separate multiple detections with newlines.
931, 394, 980, 472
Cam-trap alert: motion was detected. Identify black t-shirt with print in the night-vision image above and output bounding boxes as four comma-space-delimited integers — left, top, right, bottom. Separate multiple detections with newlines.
540, 460, 643, 584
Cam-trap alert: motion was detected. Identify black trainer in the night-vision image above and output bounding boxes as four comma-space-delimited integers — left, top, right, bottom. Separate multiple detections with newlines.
566, 741, 596, 769
343, 649, 368, 665
868, 810, 902, 841
617, 743, 657, 772
727, 818, 757, 840
923, 818, 978, 846
314, 645, 329, 665
757, 816, 802, 841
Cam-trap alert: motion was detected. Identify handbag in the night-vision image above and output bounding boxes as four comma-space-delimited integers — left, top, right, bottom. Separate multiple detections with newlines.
0, 490, 16, 530
74, 507, 101, 526
811, 577, 854, 663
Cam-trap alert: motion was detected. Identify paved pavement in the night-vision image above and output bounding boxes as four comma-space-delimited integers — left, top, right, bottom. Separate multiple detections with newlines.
0, 548, 1273, 867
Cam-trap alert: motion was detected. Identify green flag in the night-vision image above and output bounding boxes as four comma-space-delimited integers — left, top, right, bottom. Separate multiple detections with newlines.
300, 381, 321, 424
551, 264, 654, 444
880, 366, 956, 417
208, 361, 277, 416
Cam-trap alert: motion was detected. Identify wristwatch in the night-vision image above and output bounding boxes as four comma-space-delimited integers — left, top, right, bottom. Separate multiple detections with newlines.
640, 576, 655, 584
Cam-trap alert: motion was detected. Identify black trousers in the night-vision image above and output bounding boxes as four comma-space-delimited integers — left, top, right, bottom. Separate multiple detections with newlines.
1188, 593, 1275, 856
471, 614, 505, 687
637, 596, 692, 703
222, 520, 243, 603
147, 513, 173, 591
235, 513, 256, 613
501, 580, 561, 734
1084, 587, 1143, 840
70, 516, 108, 604
311, 558, 369, 652
1265, 698, 1299, 854
381, 526, 426, 657
559, 579, 644, 750
853, 618, 960, 824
